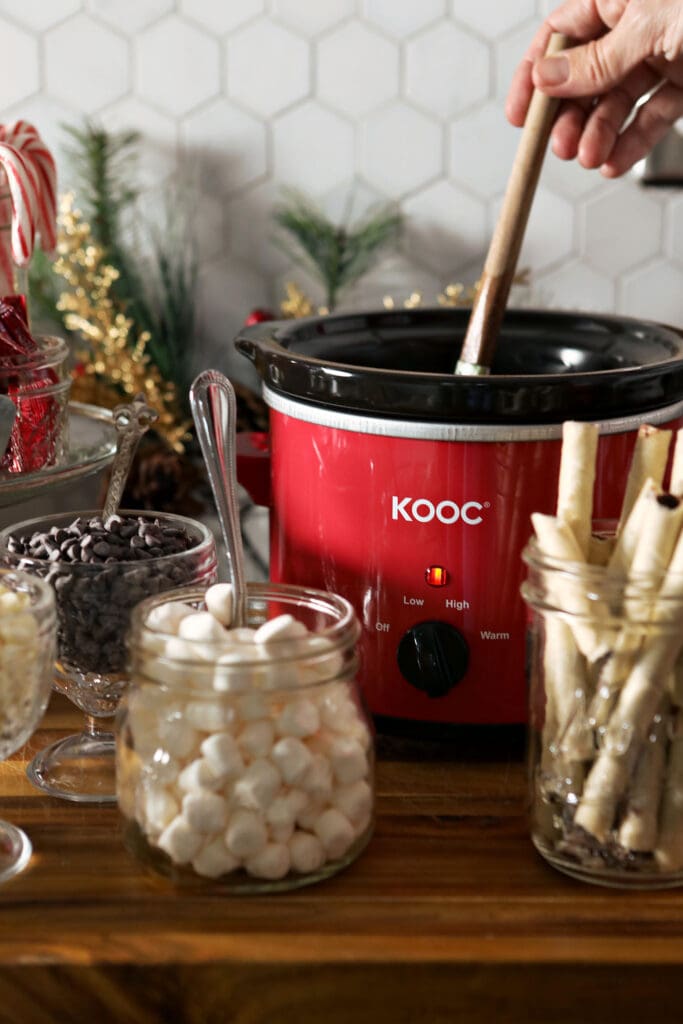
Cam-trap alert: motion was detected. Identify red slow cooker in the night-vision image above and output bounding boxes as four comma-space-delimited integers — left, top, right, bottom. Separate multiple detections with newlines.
235, 308, 683, 728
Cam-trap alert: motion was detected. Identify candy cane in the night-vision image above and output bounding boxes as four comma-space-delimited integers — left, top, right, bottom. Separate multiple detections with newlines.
0, 120, 57, 295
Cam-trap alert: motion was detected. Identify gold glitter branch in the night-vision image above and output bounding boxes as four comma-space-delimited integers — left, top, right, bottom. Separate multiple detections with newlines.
54, 193, 191, 452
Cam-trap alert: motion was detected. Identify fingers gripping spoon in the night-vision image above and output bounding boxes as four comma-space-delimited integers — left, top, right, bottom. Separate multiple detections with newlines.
190, 370, 248, 628
455, 32, 569, 376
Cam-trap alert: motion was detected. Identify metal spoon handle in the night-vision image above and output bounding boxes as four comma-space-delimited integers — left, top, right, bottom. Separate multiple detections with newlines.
102, 394, 158, 520
190, 370, 247, 627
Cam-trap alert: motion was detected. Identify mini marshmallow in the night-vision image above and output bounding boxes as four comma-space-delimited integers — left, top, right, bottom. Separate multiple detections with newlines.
271, 737, 313, 786
225, 627, 258, 643
178, 611, 228, 644
300, 638, 344, 683
289, 831, 326, 874
233, 758, 282, 810
140, 785, 180, 834
269, 820, 294, 844
204, 583, 234, 627
213, 651, 253, 694
245, 842, 291, 880
158, 718, 199, 760
184, 699, 235, 733
177, 757, 223, 792
164, 636, 213, 663
192, 839, 241, 879
200, 732, 244, 778
146, 601, 196, 634
238, 719, 275, 759
296, 798, 327, 831
225, 808, 268, 858
157, 815, 204, 864
253, 614, 308, 646
275, 698, 320, 738
328, 736, 368, 785
257, 659, 304, 692
313, 808, 355, 860
300, 753, 333, 801
235, 691, 270, 721
333, 780, 373, 824
266, 786, 307, 835
138, 632, 168, 656
182, 791, 229, 833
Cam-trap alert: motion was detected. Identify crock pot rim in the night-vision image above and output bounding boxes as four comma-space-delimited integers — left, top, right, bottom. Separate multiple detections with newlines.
236, 307, 683, 423
237, 306, 683, 384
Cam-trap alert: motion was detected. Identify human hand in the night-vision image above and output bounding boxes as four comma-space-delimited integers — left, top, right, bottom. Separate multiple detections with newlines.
506, 0, 683, 177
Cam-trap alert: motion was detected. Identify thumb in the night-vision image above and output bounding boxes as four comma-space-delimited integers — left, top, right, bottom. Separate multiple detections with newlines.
533, 19, 649, 96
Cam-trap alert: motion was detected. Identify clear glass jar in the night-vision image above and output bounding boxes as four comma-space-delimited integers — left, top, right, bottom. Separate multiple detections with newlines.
0, 334, 71, 473
0, 509, 217, 803
522, 536, 683, 888
118, 582, 374, 892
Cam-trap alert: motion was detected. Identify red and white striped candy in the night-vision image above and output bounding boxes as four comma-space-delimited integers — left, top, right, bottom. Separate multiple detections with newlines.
0, 121, 57, 295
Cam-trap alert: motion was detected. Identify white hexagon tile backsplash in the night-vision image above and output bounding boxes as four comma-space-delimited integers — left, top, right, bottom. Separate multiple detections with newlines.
0, 0, 680, 388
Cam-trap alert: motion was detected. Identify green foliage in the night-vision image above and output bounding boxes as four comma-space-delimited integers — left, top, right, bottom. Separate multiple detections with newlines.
273, 189, 402, 310
29, 120, 198, 403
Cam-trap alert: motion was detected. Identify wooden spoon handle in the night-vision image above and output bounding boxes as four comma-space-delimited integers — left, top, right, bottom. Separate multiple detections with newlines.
455, 32, 569, 375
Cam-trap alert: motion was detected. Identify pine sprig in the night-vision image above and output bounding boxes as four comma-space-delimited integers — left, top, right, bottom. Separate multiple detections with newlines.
29, 121, 197, 410
273, 190, 401, 310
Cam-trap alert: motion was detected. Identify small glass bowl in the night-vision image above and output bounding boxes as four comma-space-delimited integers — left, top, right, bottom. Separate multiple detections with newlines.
118, 582, 374, 892
0, 567, 56, 881
0, 509, 218, 803
0, 335, 71, 474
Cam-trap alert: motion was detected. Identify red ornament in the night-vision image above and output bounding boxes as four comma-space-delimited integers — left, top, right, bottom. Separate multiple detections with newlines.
244, 308, 274, 326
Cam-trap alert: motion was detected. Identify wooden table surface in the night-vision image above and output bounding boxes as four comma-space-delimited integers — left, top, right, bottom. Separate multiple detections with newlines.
1, 695, 683, 1024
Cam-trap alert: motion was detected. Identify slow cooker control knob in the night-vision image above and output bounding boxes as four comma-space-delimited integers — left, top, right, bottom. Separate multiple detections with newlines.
397, 621, 469, 698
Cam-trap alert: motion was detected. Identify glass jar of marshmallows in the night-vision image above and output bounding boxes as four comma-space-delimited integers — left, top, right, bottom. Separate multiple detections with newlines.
117, 581, 374, 892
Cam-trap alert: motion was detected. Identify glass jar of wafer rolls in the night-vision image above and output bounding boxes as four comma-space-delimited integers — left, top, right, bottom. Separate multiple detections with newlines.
117, 581, 374, 892
522, 416, 683, 888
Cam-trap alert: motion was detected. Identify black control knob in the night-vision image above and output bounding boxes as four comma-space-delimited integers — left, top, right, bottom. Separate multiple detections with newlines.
397, 621, 469, 698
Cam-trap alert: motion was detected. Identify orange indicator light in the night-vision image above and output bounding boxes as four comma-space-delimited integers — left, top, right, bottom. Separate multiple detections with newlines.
425, 565, 448, 587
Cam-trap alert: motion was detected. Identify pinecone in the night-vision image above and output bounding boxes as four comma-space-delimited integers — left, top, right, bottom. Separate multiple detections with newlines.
101, 441, 204, 516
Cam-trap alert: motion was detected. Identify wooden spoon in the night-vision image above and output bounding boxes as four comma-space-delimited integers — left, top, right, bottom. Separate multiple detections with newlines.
455, 32, 569, 376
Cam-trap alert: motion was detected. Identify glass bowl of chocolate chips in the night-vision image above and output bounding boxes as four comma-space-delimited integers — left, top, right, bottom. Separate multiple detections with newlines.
0, 509, 217, 803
